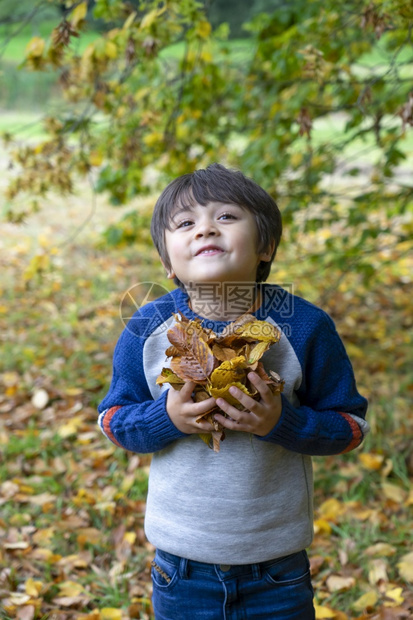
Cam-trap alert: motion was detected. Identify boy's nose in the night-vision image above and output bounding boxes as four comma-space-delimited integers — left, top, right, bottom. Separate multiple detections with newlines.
194, 219, 218, 237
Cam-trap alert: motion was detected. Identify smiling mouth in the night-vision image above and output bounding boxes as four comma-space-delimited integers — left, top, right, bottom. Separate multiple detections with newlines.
196, 246, 224, 256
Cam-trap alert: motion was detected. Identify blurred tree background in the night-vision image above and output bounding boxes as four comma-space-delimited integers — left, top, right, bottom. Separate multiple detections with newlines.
1, 2, 412, 619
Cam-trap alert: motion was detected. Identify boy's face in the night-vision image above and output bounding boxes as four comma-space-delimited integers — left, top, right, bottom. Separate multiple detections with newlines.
162, 201, 273, 288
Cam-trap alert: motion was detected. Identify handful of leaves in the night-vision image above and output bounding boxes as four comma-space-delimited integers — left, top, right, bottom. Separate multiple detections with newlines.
156, 312, 285, 451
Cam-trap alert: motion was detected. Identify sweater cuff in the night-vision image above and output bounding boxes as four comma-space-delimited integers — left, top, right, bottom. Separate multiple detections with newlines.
257, 394, 303, 446
146, 389, 188, 443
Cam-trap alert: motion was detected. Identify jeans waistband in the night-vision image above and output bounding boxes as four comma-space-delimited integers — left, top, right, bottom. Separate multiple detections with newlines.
156, 548, 302, 580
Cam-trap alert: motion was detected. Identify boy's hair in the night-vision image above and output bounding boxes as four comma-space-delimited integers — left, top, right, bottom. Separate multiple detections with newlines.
150, 163, 282, 290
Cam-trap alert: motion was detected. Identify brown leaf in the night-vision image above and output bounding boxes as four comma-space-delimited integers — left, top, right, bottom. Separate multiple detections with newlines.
191, 331, 215, 377
16, 606, 35, 620
170, 355, 209, 383
211, 343, 237, 361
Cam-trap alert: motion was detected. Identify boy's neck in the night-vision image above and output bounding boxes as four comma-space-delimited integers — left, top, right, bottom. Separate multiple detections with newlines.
186, 282, 261, 322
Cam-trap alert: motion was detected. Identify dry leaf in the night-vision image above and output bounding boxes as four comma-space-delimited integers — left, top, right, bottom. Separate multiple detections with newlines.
351, 590, 378, 611
16, 606, 35, 620
381, 482, 406, 503
314, 604, 336, 618
384, 586, 405, 607
326, 574, 355, 592
100, 609, 123, 620
365, 543, 397, 557
157, 312, 283, 451
368, 558, 389, 585
397, 551, 413, 582
358, 452, 384, 470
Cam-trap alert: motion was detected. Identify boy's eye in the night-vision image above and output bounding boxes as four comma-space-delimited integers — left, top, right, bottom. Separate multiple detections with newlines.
176, 219, 193, 228
218, 212, 237, 220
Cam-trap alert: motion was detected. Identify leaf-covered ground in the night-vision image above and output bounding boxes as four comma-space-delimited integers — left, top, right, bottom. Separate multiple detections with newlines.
0, 184, 412, 620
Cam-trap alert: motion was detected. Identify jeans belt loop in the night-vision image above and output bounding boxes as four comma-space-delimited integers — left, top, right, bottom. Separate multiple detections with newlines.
179, 556, 189, 579
252, 562, 261, 580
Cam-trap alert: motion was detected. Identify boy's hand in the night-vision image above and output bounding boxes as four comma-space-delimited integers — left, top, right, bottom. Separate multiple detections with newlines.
166, 381, 217, 435
214, 372, 282, 437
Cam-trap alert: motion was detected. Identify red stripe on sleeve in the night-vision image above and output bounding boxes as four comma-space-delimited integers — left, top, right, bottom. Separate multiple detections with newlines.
339, 412, 363, 453
103, 406, 123, 447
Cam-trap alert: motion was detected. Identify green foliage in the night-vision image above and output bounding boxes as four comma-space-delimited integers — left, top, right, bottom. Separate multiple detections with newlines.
1, 0, 413, 282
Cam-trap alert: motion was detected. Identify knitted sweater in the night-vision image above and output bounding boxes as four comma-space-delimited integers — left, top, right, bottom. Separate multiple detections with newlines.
98, 284, 368, 564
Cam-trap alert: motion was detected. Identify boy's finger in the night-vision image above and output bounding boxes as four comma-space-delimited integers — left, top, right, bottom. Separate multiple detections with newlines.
216, 397, 243, 419
196, 396, 217, 412
227, 385, 256, 410
181, 380, 195, 397
247, 372, 272, 400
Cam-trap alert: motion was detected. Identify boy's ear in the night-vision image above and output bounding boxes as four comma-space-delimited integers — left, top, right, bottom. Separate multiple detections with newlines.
259, 240, 276, 263
160, 257, 175, 279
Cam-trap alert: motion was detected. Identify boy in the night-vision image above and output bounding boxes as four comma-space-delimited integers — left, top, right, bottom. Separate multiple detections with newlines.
98, 163, 368, 619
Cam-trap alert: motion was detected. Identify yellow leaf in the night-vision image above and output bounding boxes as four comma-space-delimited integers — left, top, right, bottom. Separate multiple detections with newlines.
143, 131, 163, 146
406, 488, 413, 506
351, 590, 378, 612
123, 11, 137, 30
236, 320, 281, 343
200, 49, 212, 63
314, 605, 336, 618
358, 452, 384, 470
199, 433, 212, 447
247, 341, 271, 364
368, 558, 388, 585
76, 528, 102, 545
124, 531, 136, 545
32, 528, 54, 547
140, 7, 165, 30
58, 581, 85, 597
100, 609, 122, 620
397, 551, 413, 582
26, 37, 45, 58
313, 518, 332, 535
105, 41, 117, 59
64, 387, 83, 396
58, 415, 84, 438
134, 87, 151, 101
210, 382, 252, 406
196, 20, 212, 39
25, 578, 43, 597
290, 152, 303, 167
210, 356, 248, 388
89, 150, 103, 167
70, 1, 88, 27
346, 343, 364, 359
2, 371, 20, 386
384, 586, 404, 607
317, 498, 345, 521
365, 542, 397, 557
381, 481, 406, 503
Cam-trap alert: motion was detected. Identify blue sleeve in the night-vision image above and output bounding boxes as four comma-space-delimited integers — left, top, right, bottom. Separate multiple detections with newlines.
258, 311, 368, 455
97, 328, 187, 454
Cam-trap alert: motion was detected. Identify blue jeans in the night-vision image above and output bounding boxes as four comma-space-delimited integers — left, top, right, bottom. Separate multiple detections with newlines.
151, 549, 315, 619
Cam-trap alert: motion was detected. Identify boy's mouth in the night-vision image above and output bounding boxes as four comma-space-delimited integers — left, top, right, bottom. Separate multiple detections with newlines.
195, 245, 224, 256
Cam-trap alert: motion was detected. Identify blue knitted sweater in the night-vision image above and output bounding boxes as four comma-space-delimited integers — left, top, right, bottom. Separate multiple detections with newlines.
98, 284, 368, 564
